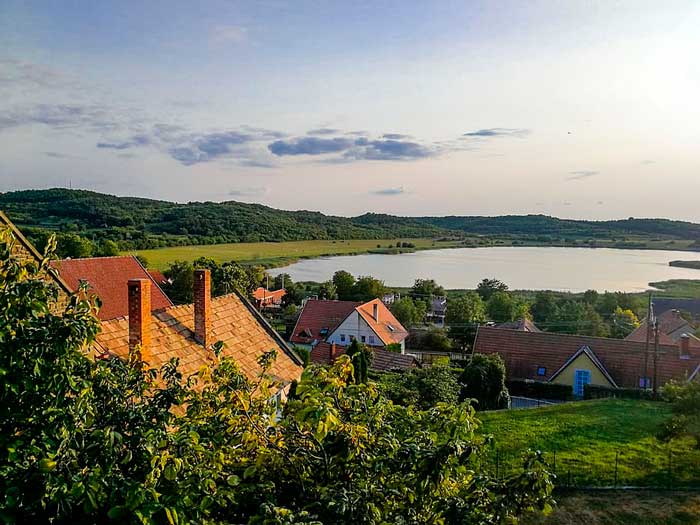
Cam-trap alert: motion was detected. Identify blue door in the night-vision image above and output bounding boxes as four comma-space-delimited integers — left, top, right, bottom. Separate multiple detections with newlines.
574, 369, 591, 397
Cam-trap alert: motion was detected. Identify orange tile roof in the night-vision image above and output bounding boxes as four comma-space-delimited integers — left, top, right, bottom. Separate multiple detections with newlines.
50, 256, 173, 320
355, 299, 409, 346
96, 291, 302, 385
252, 287, 286, 304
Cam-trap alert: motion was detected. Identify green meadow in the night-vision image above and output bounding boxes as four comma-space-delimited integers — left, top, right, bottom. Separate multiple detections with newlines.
129, 238, 461, 270
479, 399, 700, 488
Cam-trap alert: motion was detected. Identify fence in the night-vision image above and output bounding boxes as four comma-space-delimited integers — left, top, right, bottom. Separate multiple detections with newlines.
508, 396, 558, 409
481, 445, 700, 489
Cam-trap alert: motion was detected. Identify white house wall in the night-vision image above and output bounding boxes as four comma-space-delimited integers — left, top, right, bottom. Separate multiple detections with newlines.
328, 312, 384, 347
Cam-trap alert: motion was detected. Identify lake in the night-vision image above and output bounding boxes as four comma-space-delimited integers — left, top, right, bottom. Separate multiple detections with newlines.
268, 246, 700, 292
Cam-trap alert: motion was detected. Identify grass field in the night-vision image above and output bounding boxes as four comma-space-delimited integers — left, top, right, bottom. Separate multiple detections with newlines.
649, 279, 700, 298
522, 490, 700, 525
479, 399, 700, 488
129, 238, 462, 270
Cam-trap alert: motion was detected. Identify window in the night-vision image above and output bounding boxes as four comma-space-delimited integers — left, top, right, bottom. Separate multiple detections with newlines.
361, 335, 366, 343
369, 335, 375, 344
574, 369, 591, 397
387, 324, 395, 332
639, 376, 651, 389
319, 327, 329, 336
340, 334, 346, 342
537, 366, 546, 376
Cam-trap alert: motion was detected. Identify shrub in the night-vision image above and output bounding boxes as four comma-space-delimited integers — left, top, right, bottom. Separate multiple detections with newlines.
507, 380, 574, 401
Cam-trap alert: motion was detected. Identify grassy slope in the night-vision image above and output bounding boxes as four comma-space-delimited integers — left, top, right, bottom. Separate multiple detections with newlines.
131, 238, 462, 269
649, 279, 700, 298
522, 491, 700, 525
479, 399, 700, 487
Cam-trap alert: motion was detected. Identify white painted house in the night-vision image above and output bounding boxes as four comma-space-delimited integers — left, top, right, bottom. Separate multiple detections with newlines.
290, 298, 409, 352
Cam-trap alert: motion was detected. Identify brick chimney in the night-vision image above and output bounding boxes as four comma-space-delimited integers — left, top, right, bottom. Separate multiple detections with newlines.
373, 302, 379, 323
128, 279, 151, 362
680, 333, 690, 358
194, 269, 211, 347
329, 342, 343, 361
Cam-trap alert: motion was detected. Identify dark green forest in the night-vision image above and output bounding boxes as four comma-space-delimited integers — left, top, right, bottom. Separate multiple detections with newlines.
2, 188, 700, 253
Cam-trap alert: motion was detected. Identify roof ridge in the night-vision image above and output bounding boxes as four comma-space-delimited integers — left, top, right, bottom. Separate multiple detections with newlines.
480, 325, 680, 351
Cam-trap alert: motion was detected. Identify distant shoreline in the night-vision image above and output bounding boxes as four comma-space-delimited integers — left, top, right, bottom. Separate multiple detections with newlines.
669, 260, 700, 270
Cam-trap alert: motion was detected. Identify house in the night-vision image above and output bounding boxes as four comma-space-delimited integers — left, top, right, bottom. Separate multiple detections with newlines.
650, 298, 700, 319
426, 296, 447, 325
496, 318, 541, 332
252, 286, 286, 309
0, 212, 303, 391
626, 309, 700, 348
96, 270, 303, 390
49, 255, 173, 320
473, 326, 700, 396
291, 298, 409, 351
310, 341, 419, 371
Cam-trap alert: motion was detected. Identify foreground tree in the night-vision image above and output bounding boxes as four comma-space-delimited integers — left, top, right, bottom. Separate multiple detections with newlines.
0, 230, 553, 524
658, 381, 700, 449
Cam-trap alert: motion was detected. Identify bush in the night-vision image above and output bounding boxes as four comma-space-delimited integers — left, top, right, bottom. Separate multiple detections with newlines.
507, 380, 574, 401
459, 354, 510, 410
584, 384, 658, 401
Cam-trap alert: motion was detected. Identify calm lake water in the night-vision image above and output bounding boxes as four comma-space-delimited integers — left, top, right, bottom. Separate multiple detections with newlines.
269, 246, 700, 292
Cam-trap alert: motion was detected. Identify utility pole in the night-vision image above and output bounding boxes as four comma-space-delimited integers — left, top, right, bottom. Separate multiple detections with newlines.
652, 319, 660, 395
644, 293, 652, 389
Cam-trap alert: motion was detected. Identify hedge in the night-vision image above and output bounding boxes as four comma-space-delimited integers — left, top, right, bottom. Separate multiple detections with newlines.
583, 384, 660, 401
506, 380, 573, 401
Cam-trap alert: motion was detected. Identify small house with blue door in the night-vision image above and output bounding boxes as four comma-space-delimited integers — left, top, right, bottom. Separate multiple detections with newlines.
473, 325, 700, 396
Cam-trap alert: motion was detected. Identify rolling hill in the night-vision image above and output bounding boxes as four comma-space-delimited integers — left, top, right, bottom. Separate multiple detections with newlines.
1, 188, 700, 252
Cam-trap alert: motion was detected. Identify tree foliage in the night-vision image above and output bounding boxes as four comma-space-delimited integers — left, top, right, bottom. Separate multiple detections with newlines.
446, 293, 487, 349
459, 354, 510, 410
659, 381, 700, 449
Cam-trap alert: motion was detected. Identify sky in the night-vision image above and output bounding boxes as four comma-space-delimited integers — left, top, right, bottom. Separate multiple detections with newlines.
1, 0, 699, 220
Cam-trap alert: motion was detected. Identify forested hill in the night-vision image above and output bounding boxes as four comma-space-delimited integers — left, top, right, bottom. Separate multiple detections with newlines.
2, 188, 700, 251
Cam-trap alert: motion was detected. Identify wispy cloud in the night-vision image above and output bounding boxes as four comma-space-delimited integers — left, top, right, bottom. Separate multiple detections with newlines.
269, 136, 354, 156
345, 138, 434, 161
306, 128, 340, 135
567, 170, 599, 181
269, 134, 436, 161
463, 128, 530, 138
371, 186, 407, 196
382, 133, 410, 140
97, 134, 151, 150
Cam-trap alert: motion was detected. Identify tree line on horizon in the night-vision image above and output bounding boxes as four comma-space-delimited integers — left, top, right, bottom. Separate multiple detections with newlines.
4, 188, 700, 254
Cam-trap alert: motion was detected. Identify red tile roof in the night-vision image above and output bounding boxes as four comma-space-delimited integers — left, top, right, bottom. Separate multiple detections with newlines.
252, 287, 286, 305
496, 318, 541, 332
50, 256, 173, 320
311, 341, 418, 371
96, 291, 302, 385
147, 269, 169, 287
290, 299, 360, 345
626, 309, 700, 347
474, 326, 700, 389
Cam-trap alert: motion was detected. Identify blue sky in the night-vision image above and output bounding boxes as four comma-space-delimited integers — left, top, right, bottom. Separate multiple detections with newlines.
1, 0, 699, 219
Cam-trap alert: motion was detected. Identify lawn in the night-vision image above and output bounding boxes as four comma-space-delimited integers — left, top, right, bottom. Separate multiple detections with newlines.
649, 279, 700, 298
478, 399, 700, 488
129, 238, 461, 270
